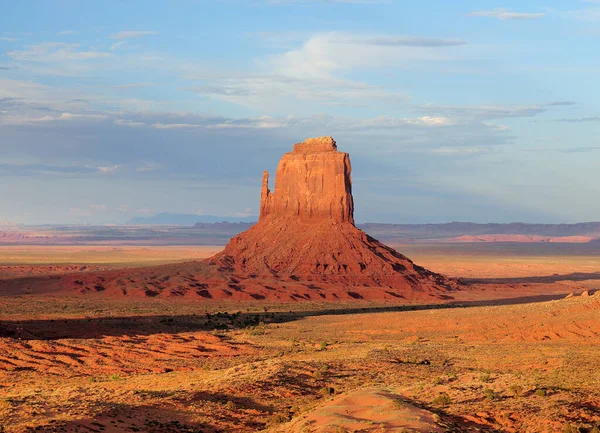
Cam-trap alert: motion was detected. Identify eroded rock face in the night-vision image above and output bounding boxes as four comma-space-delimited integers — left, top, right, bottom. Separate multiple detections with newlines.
208, 137, 455, 296
260, 136, 354, 224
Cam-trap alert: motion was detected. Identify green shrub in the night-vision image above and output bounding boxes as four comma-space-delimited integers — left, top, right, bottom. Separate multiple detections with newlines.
509, 384, 523, 397
562, 424, 579, 433
320, 386, 335, 397
483, 389, 497, 401
431, 392, 451, 406
266, 413, 289, 426
246, 322, 268, 336
534, 388, 547, 397
479, 373, 491, 383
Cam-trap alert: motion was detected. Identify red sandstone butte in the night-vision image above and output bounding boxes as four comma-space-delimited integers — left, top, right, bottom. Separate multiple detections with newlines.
209, 137, 454, 294
260, 137, 354, 224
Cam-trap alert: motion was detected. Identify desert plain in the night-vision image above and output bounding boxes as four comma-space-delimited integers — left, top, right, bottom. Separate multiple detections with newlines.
1, 243, 599, 433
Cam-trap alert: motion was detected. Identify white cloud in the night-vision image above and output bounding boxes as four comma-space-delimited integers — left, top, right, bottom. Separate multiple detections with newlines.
151, 123, 201, 129
409, 116, 456, 127
0, 37, 18, 42
207, 115, 291, 129
59, 113, 108, 120
569, 6, 600, 22
111, 83, 155, 89
1, 111, 109, 125
114, 119, 147, 127
190, 32, 470, 112
346, 115, 457, 129
97, 165, 121, 174
110, 41, 127, 50
109, 31, 158, 40
57, 30, 77, 35
468, 8, 545, 20
89, 204, 106, 210
432, 147, 489, 155
270, 32, 468, 78
417, 104, 549, 120
7, 43, 112, 62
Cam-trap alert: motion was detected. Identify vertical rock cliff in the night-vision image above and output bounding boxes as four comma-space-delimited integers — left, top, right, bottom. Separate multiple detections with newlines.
259, 137, 354, 224
208, 137, 454, 296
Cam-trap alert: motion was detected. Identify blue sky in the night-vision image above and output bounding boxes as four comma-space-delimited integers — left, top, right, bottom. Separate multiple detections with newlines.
1, 0, 599, 224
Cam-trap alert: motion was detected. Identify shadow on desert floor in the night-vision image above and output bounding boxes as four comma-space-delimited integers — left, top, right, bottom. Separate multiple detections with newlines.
0, 292, 571, 341
463, 271, 600, 285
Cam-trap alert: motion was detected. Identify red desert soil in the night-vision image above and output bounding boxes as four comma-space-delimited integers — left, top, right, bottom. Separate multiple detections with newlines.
275, 388, 444, 433
1, 294, 599, 432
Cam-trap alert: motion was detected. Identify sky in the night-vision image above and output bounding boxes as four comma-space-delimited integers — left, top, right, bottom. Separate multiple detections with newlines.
1, 0, 600, 225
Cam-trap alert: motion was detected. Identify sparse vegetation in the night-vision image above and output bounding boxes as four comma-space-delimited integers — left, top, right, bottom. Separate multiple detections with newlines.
432, 376, 444, 385
320, 386, 335, 397
266, 412, 290, 426
509, 384, 523, 397
479, 373, 491, 383
246, 321, 268, 335
562, 424, 579, 433
431, 392, 451, 406
483, 388, 497, 401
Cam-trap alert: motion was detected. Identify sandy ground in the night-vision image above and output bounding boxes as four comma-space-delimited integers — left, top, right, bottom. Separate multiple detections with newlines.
0, 245, 222, 267
1, 244, 600, 432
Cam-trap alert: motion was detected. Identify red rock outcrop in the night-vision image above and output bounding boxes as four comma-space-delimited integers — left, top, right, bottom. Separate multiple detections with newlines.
209, 137, 455, 296
260, 137, 354, 224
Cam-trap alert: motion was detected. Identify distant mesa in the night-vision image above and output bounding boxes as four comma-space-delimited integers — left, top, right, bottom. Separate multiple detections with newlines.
127, 212, 256, 225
